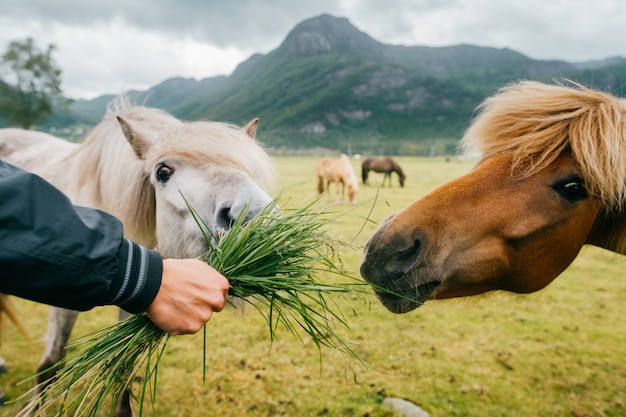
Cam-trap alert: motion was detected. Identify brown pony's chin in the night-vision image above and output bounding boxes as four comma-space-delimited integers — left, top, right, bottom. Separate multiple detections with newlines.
374, 280, 441, 314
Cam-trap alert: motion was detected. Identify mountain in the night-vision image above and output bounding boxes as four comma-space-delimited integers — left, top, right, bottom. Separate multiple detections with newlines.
52, 14, 626, 155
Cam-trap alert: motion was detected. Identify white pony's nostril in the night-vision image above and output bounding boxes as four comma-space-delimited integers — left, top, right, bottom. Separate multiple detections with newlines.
216, 206, 235, 230
216, 203, 264, 230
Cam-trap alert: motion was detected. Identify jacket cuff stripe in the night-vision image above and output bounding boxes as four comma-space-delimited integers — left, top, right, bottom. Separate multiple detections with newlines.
127, 245, 148, 302
111, 239, 134, 304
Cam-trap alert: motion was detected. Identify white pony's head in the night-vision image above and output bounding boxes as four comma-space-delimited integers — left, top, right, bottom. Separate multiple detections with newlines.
75, 98, 275, 259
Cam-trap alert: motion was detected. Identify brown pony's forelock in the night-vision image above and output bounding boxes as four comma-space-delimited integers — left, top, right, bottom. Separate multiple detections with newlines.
461, 80, 626, 212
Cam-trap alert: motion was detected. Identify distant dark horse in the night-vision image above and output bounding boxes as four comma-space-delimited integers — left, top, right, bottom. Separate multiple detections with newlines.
361, 157, 406, 187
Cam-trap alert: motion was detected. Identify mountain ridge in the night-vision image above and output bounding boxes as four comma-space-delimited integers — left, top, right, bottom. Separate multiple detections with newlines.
49, 14, 626, 154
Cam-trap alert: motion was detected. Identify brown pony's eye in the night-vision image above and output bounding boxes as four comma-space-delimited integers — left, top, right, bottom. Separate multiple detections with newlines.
156, 165, 173, 183
554, 179, 587, 202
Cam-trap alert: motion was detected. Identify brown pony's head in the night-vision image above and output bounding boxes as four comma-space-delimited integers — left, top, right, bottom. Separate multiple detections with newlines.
360, 81, 626, 313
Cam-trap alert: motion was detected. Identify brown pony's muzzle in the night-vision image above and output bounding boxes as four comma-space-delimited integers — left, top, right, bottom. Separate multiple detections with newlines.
360, 215, 440, 313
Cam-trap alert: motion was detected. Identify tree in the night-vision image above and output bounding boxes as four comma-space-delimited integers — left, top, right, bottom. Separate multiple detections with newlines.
0, 38, 65, 129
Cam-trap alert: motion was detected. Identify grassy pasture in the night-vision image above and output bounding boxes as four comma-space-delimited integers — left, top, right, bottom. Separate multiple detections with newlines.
1, 156, 625, 416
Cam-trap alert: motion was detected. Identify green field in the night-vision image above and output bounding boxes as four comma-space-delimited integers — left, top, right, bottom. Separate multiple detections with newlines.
1, 156, 625, 416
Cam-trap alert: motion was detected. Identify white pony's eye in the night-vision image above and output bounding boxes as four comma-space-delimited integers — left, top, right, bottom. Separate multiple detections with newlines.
156, 165, 174, 183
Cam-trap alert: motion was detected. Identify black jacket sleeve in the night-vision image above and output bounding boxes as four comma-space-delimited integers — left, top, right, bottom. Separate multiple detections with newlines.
0, 160, 162, 313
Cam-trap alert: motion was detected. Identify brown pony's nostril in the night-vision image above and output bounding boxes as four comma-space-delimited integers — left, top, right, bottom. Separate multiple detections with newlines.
393, 236, 423, 275
360, 227, 425, 285
385, 228, 427, 279
360, 227, 434, 314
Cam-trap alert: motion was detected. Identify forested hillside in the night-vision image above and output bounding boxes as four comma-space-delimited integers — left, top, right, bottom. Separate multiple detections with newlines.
35, 14, 626, 154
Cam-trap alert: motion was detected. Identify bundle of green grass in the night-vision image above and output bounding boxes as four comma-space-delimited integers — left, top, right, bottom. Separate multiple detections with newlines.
19, 197, 370, 417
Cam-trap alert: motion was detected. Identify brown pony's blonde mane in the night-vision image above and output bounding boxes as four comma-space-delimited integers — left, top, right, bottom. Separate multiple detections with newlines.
461, 80, 626, 211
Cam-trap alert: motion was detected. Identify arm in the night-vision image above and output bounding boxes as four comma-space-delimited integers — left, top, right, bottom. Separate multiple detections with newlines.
0, 161, 229, 335
0, 160, 161, 312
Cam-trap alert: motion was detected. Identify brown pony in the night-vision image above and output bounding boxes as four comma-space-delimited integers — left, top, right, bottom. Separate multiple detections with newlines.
360, 80, 626, 314
316, 154, 359, 205
361, 156, 406, 187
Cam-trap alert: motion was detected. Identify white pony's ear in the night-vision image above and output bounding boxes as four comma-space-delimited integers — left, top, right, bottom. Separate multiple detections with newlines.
243, 118, 259, 139
117, 116, 151, 159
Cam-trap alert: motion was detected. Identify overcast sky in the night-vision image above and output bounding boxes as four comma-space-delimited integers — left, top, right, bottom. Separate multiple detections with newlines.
1, 0, 624, 100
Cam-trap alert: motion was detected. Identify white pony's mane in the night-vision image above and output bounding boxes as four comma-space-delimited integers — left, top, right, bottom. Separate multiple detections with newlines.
71, 96, 275, 247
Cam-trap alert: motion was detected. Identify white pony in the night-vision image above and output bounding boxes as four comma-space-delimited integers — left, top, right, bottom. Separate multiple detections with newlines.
0, 97, 275, 417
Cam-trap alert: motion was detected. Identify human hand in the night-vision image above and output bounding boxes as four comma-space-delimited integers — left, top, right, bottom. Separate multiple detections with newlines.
145, 258, 229, 336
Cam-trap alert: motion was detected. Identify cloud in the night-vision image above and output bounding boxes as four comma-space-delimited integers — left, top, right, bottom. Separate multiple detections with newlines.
369, 0, 626, 61
1, 1, 351, 98
0, 15, 252, 99
1, 0, 625, 99
4, 0, 341, 49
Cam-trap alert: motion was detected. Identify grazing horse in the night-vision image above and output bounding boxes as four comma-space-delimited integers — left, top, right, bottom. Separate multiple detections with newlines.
0, 97, 275, 417
360, 80, 626, 314
316, 154, 359, 205
361, 156, 406, 187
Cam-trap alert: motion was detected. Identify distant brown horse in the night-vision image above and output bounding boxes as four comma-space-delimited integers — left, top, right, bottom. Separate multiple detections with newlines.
316, 154, 359, 205
361, 157, 406, 187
